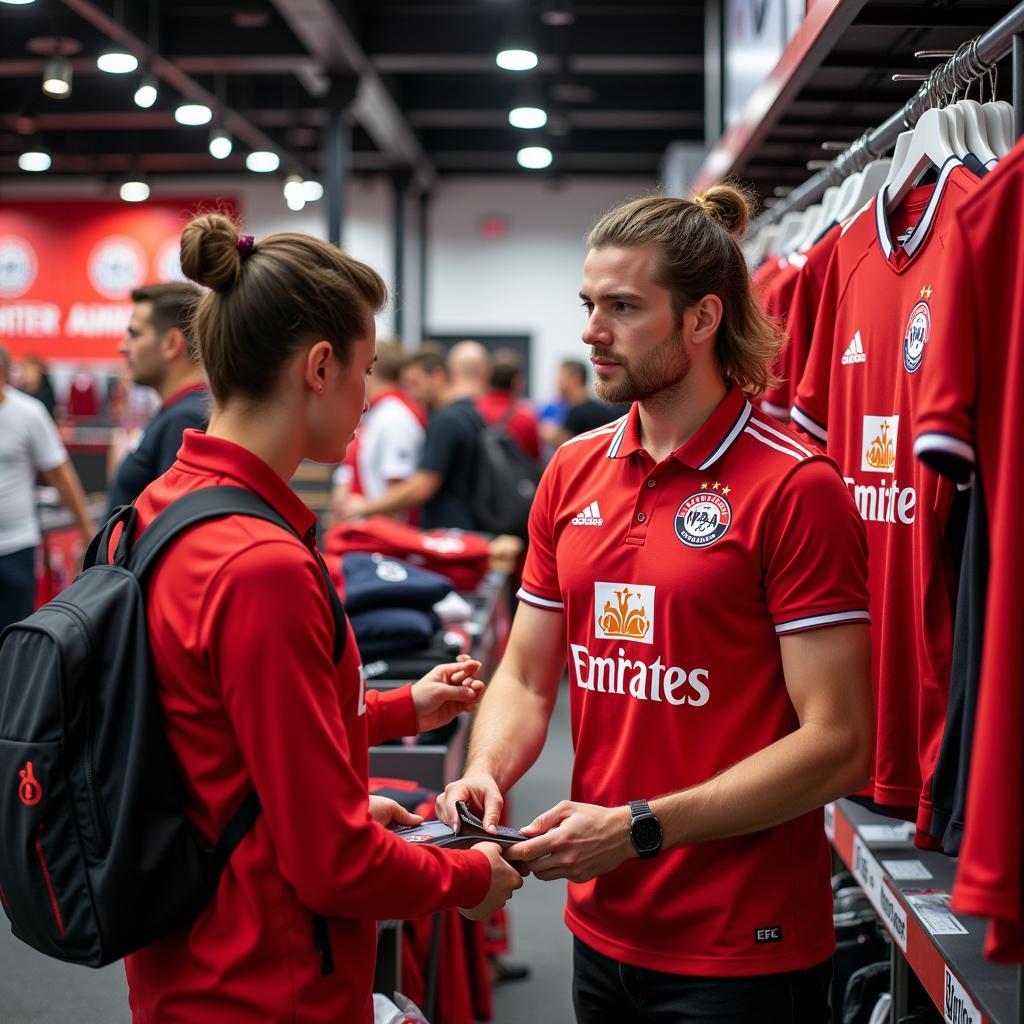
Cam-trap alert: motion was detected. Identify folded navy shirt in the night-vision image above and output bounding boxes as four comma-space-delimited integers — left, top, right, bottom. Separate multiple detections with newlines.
348, 607, 439, 660
342, 553, 454, 614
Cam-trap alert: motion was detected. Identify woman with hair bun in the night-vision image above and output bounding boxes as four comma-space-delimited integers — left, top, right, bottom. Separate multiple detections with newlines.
441, 185, 872, 1021
122, 214, 521, 1023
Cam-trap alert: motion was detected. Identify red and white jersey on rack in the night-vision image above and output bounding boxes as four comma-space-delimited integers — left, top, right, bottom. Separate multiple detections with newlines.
913, 141, 1024, 962
791, 159, 981, 839
518, 386, 869, 976
757, 255, 805, 421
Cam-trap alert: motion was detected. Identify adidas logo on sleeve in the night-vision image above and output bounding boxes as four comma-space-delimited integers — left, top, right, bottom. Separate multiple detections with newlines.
841, 331, 867, 365
572, 501, 604, 526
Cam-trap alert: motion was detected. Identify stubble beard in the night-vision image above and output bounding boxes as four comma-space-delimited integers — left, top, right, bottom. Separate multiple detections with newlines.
593, 329, 691, 406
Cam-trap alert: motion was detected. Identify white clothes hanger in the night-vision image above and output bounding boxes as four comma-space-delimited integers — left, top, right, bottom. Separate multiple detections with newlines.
774, 211, 807, 257
834, 158, 892, 223
795, 186, 842, 252
954, 99, 997, 165
981, 100, 1012, 157
884, 108, 956, 210
749, 224, 781, 268
880, 131, 916, 192
784, 202, 821, 255
942, 103, 969, 159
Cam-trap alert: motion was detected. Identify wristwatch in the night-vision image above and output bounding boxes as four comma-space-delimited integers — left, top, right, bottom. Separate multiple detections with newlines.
628, 799, 663, 860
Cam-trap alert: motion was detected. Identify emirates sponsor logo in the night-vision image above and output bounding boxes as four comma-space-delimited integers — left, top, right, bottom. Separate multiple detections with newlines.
594, 583, 653, 644
841, 331, 867, 365
570, 644, 710, 706
571, 500, 604, 526
843, 476, 917, 525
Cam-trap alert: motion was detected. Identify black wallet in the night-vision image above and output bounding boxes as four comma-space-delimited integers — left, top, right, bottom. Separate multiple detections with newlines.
390, 800, 528, 849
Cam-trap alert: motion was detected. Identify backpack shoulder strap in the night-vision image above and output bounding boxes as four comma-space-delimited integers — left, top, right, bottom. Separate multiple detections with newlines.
127, 485, 347, 664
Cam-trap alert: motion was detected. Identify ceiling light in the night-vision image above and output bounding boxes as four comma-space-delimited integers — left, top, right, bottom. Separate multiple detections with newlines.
496, 48, 538, 72
18, 151, 51, 172
509, 106, 547, 130
246, 150, 280, 173
517, 145, 553, 170
302, 180, 324, 202
208, 127, 232, 160
120, 179, 150, 202
42, 55, 72, 98
97, 49, 138, 74
134, 74, 158, 109
2, 0, 38, 6
283, 175, 306, 211
175, 103, 212, 126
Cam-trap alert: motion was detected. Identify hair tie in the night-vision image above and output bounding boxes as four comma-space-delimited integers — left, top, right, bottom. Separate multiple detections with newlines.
237, 234, 255, 257
692, 193, 710, 212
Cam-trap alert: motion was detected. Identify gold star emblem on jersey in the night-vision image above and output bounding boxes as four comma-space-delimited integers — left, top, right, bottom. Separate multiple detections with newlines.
712, 481, 721, 491
919, 284, 933, 299
700, 481, 709, 490
722, 485, 732, 496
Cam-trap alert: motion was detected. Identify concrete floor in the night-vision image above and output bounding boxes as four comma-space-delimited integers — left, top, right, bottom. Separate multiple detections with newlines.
0, 680, 577, 1024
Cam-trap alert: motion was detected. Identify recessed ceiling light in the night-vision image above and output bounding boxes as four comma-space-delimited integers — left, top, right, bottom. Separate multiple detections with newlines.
496, 49, 539, 72
120, 180, 150, 202
246, 150, 280, 173
2, 0, 39, 6
18, 151, 51, 172
509, 106, 547, 130
97, 49, 139, 74
284, 176, 306, 212
175, 103, 212, 126
517, 146, 553, 170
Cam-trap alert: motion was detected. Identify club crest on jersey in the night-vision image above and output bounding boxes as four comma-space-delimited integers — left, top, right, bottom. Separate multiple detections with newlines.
861, 415, 898, 473
674, 491, 731, 548
594, 583, 654, 645
902, 299, 931, 373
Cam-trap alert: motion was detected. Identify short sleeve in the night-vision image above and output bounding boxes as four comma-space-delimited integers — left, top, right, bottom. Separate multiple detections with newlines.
912, 232, 976, 483
790, 245, 843, 444
763, 459, 870, 635
516, 456, 563, 611
26, 396, 68, 472
375, 404, 424, 481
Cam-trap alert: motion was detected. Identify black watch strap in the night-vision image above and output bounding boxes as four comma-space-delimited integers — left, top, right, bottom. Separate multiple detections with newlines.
629, 799, 652, 818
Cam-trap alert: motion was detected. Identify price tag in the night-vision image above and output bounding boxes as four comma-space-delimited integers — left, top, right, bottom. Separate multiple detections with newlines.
859, 823, 915, 843
906, 892, 969, 936
882, 859, 933, 880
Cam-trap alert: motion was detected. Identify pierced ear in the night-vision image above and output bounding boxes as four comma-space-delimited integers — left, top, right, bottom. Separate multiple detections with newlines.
305, 339, 334, 392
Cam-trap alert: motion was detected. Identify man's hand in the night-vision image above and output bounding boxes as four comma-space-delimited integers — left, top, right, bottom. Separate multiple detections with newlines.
338, 492, 370, 521
506, 801, 634, 883
436, 771, 504, 835
412, 656, 485, 732
458, 842, 525, 920
368, 795, 423, 829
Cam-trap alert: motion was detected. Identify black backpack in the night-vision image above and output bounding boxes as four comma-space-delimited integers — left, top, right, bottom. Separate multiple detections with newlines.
0, 486, 346, 968
461, 403, 540, 539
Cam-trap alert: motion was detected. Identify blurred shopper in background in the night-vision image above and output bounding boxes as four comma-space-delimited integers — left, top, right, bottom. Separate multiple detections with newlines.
105, 282, 206, 518
476, 347, 541, 460
399, 346, 449, 415
343, 340, 491, 530
329, 339, 427, 523
556, 357, 629, 442
17, 354, 58, 420
0, 345, 94, 630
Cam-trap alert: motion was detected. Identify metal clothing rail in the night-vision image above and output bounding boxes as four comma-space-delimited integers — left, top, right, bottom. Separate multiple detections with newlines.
753, 0, 1024, 230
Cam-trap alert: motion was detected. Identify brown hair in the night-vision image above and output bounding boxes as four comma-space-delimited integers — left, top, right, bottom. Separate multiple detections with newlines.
586, 184, 781, 396
373, 339, 406, 384
490, 348, 523, 392
179, 213, 387, 404
401, 347, 447, 379
131, 282, 202, 362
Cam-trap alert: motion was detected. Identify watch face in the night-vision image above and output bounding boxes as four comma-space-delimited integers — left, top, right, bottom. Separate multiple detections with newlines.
632, 816, 662, 853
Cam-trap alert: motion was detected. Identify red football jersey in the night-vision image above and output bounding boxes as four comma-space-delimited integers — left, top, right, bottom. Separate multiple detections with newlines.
761, 223, 843, 420
791, 161, 980, 838
913, 141, 1024, 961
519, 386, 869, 975
757, 257, 804, 421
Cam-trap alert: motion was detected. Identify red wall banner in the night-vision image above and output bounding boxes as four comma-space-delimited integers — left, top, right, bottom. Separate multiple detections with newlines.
0, 198, 238, 361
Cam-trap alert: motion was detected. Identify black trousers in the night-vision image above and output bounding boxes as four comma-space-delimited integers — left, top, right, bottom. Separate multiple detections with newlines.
0, 546, 36, 632
572, 937, 833, 1024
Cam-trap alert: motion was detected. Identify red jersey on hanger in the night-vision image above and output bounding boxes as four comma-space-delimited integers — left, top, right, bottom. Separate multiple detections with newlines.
791, 160, 982, 842
912, 140, 1024, 962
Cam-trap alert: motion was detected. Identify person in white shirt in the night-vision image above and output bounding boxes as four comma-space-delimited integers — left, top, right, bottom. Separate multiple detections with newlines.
0, 346, 95, 630
330, 340, 427, 521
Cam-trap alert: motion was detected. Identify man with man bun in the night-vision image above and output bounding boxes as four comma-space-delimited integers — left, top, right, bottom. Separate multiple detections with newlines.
440, 187, 873, 1022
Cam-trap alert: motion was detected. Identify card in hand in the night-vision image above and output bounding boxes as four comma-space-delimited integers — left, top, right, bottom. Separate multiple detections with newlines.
390, 800, 528, 849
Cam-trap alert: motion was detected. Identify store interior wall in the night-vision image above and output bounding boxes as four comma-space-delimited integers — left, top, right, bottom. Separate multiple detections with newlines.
1, 173, 654, 403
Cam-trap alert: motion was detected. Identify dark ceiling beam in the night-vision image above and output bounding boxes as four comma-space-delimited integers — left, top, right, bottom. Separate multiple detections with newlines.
854, 6, 1010, 28
431, 151, 661, 172
57, 0, 314, 177
268, 0, 435, 189
0, 56, 322, 78
372, 54, 702, 75
406, 110, 703, 130
0, 151, 391, 175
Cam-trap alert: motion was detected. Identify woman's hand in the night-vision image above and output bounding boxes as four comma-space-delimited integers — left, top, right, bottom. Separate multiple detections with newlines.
411, 655, 485, 732
369, 795, 423, 829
